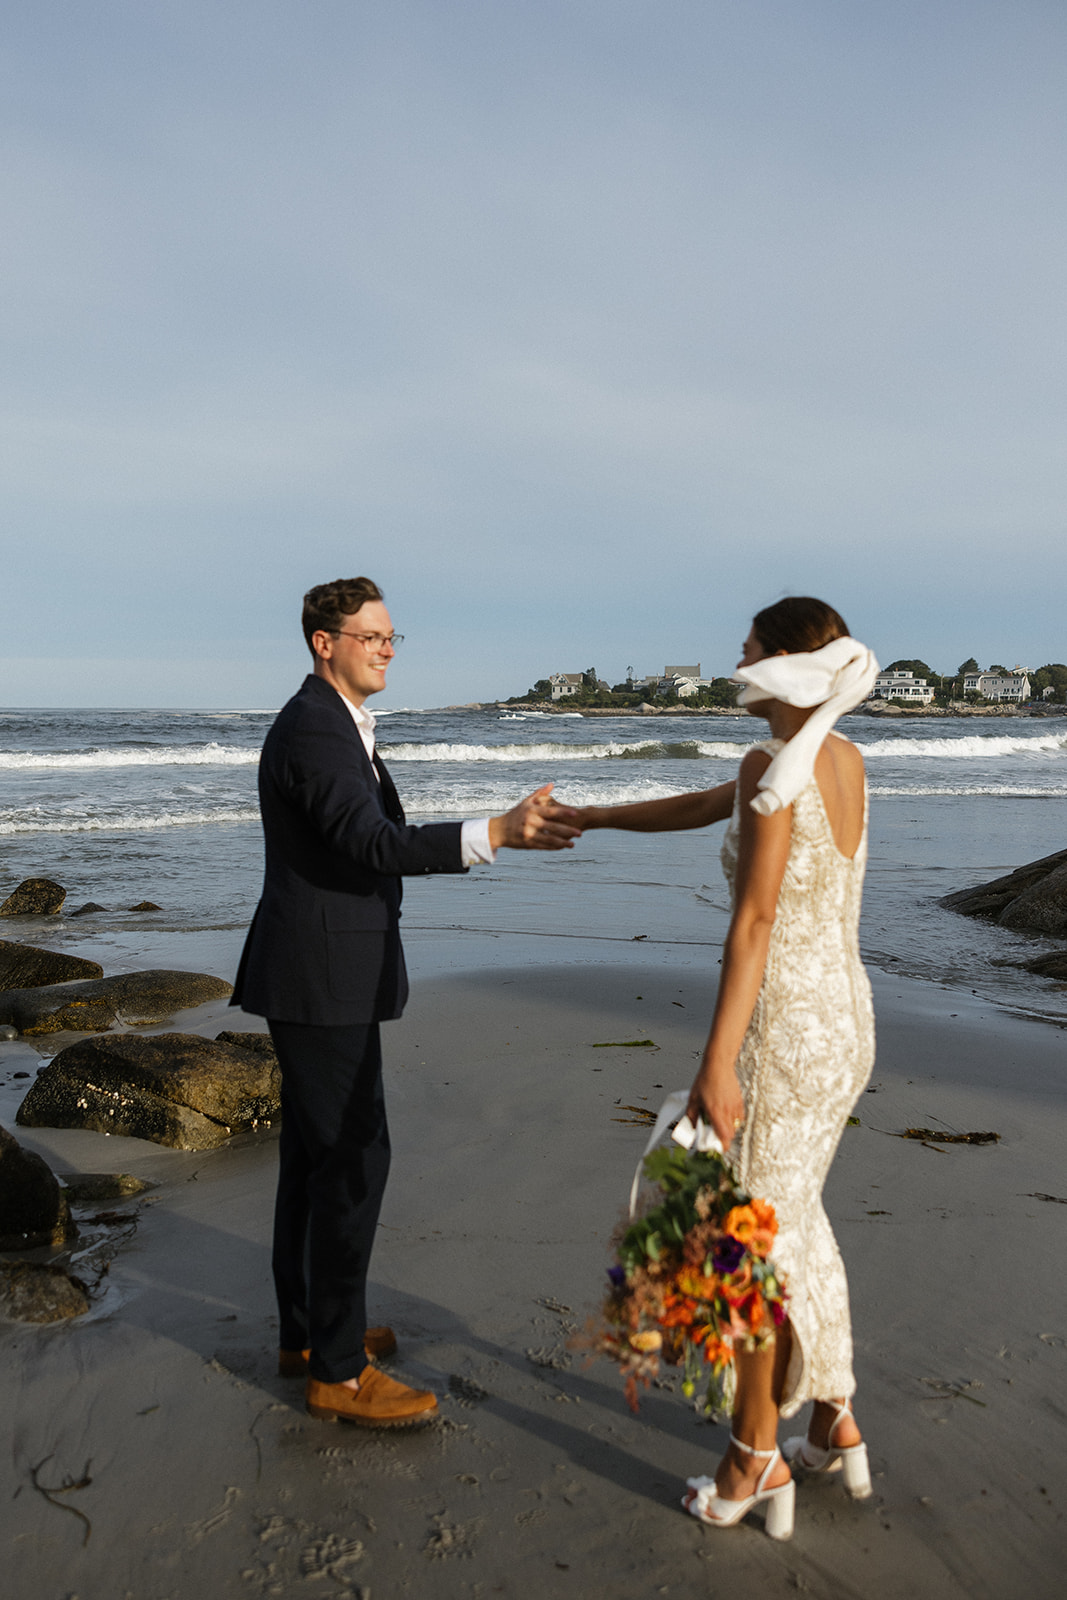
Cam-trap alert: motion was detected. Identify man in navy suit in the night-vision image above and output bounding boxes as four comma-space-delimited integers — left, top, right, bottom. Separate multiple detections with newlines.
234, 576, 578, 1427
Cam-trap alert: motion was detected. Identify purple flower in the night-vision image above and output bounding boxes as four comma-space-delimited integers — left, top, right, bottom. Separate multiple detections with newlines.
607, 1265, 626, 1288
713, 1235, 746, 1274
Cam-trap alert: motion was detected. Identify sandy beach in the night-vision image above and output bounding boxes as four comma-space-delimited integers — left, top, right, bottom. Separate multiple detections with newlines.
2, 923, 1065, 1600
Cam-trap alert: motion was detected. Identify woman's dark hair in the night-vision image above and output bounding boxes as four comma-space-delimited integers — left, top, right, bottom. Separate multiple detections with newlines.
751, 596, 849, 656
302, 577, 384, 653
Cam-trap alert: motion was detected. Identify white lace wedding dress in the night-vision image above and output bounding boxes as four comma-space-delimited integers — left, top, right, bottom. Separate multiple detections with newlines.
721, 737, 875, 1416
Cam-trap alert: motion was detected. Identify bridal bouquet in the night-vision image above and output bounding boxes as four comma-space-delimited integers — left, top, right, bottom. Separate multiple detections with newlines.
594, 1143, 788, 1419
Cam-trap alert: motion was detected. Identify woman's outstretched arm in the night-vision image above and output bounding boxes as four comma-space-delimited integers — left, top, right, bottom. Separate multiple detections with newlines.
570, 781, 736, 833
686, 752, 791, 1147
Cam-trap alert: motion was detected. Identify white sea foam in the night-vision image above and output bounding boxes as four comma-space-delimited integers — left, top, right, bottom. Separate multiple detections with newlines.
2, 773, 1061, 834
859, 732, 1067, 760
867, 784, 1067, 797
383, 730, 1067, 763
398, 779, 1067, 811
0, 743, 259, 770
8, 729, 1061, 772
0, 806, 261, 835
403, 780, 687, 813
381, 739, 749, 763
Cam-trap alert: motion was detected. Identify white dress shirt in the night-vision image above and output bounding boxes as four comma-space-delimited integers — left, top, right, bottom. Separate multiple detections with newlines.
338, 693, 495, 865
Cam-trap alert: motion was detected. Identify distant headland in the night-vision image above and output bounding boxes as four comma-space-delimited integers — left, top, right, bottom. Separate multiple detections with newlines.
487, 655, 1066, 716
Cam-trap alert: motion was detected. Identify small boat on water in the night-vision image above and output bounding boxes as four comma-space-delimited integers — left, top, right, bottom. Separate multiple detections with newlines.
497, 709, 584, 720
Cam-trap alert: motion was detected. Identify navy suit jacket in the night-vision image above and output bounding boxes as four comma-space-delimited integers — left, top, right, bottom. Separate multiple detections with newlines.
233, 675, 466, 1025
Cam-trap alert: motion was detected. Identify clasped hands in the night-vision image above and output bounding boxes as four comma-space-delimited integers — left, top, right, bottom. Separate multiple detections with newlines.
487, 785, 582, 851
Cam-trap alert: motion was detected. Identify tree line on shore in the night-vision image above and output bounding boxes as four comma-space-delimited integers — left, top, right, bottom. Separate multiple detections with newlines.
508, 658, 1067, 710
880, 658, 1067, 707
509, 670, 740, 709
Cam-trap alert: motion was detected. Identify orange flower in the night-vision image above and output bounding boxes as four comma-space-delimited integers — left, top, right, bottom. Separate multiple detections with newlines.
723, 1205, 757, 1241
660, 1299, 696, 1329
701, 1332, 730, 1368
723, 1203, 776, 1259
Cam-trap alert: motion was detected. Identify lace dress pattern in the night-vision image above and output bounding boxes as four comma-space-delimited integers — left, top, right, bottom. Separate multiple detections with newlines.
721, 738, 875, 1416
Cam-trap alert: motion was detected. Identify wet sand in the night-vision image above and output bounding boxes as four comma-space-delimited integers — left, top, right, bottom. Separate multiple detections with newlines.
2, 935, 1065, 1600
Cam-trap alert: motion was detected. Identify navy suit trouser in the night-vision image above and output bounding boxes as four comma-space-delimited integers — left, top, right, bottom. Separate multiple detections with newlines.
267, 1019, 391, 1384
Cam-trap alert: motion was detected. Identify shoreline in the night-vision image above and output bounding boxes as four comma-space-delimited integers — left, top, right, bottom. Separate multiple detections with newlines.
2, 934, 1066, 1599
479, 703, 1066, 719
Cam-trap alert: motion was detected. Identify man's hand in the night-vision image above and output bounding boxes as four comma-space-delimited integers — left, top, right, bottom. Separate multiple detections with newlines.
488, 784, 582, 851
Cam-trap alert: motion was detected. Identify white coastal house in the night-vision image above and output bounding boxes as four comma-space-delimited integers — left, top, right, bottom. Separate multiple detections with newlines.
549, 672, 584, 700
639, 663, 712, 698
869, 669, 934, 705
551, 661, 712, 699
963, 667, 1031, 702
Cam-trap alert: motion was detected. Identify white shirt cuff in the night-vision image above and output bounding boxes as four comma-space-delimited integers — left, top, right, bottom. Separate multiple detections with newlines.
460, 818, 496, 865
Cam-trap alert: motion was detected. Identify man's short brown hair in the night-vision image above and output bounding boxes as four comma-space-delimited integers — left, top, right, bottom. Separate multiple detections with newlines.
302, 577, 384, 654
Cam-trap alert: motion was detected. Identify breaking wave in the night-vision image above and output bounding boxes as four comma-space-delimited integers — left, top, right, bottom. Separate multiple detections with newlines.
859, 732, 1067, 760
867, 784, 1067, 797
0, 743, 258, 770
380, 739, 749, 763
0, 806, 261, 835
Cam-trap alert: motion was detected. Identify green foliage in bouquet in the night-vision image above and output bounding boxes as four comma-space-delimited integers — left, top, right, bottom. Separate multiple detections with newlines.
594, 1145, 788, 1419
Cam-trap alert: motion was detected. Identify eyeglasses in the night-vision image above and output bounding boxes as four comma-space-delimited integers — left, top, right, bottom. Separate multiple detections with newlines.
331, 631, 404, 650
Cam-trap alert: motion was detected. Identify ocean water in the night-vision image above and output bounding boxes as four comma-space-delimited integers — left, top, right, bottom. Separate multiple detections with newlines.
1, 705, 1065, 1022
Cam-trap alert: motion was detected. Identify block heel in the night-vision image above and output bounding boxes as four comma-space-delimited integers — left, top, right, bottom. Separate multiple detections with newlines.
840, 1441, 872, 1499
782, 1398, 872, 1500
763, 1477, 796, 1540
684, 1435, 795, 1540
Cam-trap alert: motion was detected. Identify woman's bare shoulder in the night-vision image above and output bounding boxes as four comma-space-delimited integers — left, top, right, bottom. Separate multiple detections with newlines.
828, 731, 866, 772
738, 746, 775, 781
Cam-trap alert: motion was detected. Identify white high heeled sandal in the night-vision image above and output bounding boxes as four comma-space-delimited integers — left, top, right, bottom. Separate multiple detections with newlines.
683, 1434, 795, 1540
781, 1399, 872, 1499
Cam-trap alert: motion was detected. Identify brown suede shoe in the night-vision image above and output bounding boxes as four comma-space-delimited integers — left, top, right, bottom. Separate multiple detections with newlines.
306, 1367, 438, 1427
278, 1325, 398, 1377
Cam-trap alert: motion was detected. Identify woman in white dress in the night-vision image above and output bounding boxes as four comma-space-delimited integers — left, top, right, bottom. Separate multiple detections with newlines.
572, 598, 878, 1540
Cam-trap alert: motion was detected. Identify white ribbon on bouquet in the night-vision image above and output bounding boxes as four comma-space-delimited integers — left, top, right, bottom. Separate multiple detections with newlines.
629, 1090, 724, 1218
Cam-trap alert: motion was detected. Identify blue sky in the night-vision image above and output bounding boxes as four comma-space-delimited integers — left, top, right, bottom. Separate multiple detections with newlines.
2, 1, 1065, 707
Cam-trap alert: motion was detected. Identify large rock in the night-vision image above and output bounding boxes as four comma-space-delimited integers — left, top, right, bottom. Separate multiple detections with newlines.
0, 968, 233, 1035
214, 1029, 277, 1062
998, 861, 1067, 936
0, 879, 66, 916
0, 1125, 77, 1250
0, 1262, 89, 1322
0, 939, 104, 989
1024, 950, 1067, 981
940, 847, 1067, 934
16, 1032, 282, 1150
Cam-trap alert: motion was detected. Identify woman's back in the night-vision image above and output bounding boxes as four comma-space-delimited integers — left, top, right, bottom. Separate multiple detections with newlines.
812, 734, 866, 861
722, 734, 869, 967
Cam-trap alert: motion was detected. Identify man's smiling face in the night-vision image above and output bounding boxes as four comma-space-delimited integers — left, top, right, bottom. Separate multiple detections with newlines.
311, 599, 396, 706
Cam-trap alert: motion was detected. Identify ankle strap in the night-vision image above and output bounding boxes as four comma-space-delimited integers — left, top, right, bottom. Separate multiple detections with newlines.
730, 1432, 778, 1460
826, 1399, 853, 1447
